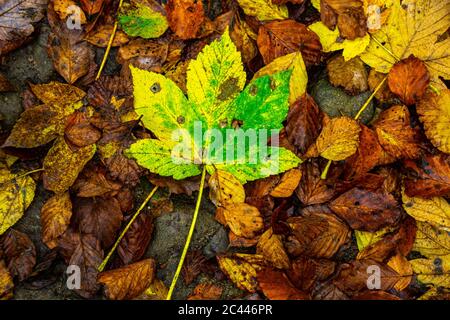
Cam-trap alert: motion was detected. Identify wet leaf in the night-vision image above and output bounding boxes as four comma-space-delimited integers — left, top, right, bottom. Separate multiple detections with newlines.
41, 192, 72, 249
98, 258, 156, 300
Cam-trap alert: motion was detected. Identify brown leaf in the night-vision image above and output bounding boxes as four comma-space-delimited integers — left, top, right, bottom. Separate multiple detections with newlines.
1, 229, 36, 281
166, 0, 205, 40
287, 257, 336, 292
117, 38, 169, 64
41, 192, 72, 249
327, 56, 368, 94
80, 0, 105, 15
295, 160, 335, 205
181, 250, 206, 285
73, 197, 123, 248
257, 268, 310, 300
373, 105, 422, 160
188, 283, 222, 300
333, 259, 400, 295
270, 169, 302, 198
73, 164, 122, 198
117, 210, 154, 266
286, 94, 323, 155
58, 231, 103, 298
352, 290, 400, 300
86, 24, 129, 47
0, 0, 47, 56
257, 20, 322, 66
387, 55, 430, 105
387, 253, 412, 291
404, 153, 450, 198
368, 69, 395, 102
98, 259, 156, 300
329, 187, 402, 232
65, 111, 102, 148
287, 205, 350, 258
321, 0, 367, 40
47, 26, 95, 84
148, 174, 200, 195
343, 125, 391, 179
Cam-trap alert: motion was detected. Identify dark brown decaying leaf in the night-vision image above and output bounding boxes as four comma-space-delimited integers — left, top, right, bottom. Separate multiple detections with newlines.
166, 0, 205, 40
295, 160, 335, 205
65, 111, 102, 148
1, 229, 36, 281
286, 205, 350, 258
73, 197, 123, 248
73, 163, 122, 198
329, 187, 402, 232
117, 210, 154, 266
58, 230, 103, 298
80, 0, 105, 15
0, 0, 47, 56
287, 257, 336, 292
182, 250, 207, 285
98, 259, 156, 300
257, 20, 322, 66
404, 153, 450, 198
188, 283, 223, 300
387, 55, 430, 105
286, 94, 323, 155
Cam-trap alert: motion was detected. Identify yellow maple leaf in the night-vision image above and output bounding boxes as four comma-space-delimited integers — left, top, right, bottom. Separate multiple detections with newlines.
360, 0, 450, 80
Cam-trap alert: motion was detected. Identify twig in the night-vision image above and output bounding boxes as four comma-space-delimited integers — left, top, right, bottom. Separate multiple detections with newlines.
98, 185, 159, 272
166, 166, 207, 300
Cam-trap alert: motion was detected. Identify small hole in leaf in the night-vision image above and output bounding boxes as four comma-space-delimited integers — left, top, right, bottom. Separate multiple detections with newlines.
150, 82, 161, 93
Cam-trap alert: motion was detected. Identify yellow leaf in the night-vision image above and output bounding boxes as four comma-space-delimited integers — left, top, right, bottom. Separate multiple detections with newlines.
217, 254, 266, 292
30, 81, 85, 105
418, 286, 450, 300
355, 226, 394, 251
256, 228, 290, 269
316, 116, 361, 161
222, 203, 264, 238
0, 261, 13, 300
253, 52, 308, 105
308, 22, 370, 61
360, 0, 450, 80
236, 0, 288, 21
417, 90, 450, 154
43, 138, 96, 194
208, 170, 245, 207
139, 279, 168, 300
413, 221, 450, 258
411, 255, 450, 288
0, 169, 36, 235
402, 190, 450, 231
387, 253, 412, 291
41, 192, 72, 249
270, 168, 302, 198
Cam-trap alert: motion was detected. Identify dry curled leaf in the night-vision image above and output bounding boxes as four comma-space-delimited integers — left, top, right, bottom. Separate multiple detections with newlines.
98, 259, 156, 300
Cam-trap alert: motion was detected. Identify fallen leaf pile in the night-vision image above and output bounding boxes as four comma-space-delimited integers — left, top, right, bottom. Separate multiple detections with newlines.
0, 0, 449, 301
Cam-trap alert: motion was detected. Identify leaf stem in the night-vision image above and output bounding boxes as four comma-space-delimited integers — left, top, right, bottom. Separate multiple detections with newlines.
166, 166, 207, 300
95, 0, 124, 80
16, 168, 44, 179
354, 75, 387, 121
98, 185, 159, 272
320, 160, 332, 180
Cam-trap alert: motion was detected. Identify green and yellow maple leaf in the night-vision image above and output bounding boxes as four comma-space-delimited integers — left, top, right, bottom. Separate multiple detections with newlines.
126, 29, 301, 183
